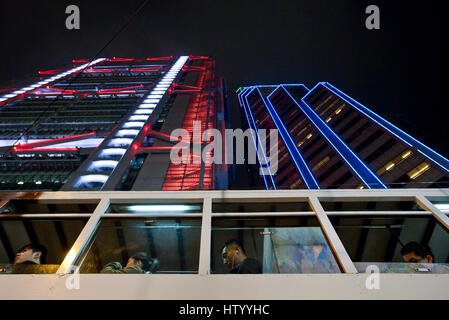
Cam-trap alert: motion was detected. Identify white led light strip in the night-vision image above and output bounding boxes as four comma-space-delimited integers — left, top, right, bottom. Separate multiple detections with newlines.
77, 56, 190, 187
0, 58, 106, 103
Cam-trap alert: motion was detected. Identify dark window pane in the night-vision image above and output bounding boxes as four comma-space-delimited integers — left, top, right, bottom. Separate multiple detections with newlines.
77, 218, 201, 274
329, 215, 449, 273
1, 200, 98, 214
212, 202, 311, 213
0, 218, 87, 274
211, 217, 340, 274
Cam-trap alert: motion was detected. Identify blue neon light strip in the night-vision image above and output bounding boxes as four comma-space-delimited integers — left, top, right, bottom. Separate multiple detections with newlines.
285, 86, 386, 188
239, 87, 270, 190
261, 88, 320, 189
281, 86, 387, 189
237, 87, 247, 106
243, 88, 277, 189
267, 85, 282, 100
321, 82, 449, 173
267, 84, 310, 101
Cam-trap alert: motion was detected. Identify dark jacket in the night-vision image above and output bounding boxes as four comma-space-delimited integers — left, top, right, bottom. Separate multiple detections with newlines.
230, 258, 262, 274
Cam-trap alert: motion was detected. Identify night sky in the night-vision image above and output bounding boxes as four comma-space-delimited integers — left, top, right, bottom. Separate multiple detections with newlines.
0, 1, 447, 155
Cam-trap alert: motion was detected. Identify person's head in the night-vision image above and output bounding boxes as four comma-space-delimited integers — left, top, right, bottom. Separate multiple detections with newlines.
401, 242, 434, 263
221, 239, 247, 269
125, 252, 151, 272
14, 244, 47, 264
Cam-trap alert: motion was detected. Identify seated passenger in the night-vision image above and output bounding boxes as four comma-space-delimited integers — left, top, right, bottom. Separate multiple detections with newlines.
101, 252, 152, 274
221, 239, 262, 274
14, 243, 47, 265
401, 242, 434, 263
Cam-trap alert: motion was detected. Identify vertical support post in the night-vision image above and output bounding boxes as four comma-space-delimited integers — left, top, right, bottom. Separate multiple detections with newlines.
308, 196, 358, 273
415, 195, 449, 231
0, 199, 9, 212
198, 197, 212, 275
56, 198, 110, 274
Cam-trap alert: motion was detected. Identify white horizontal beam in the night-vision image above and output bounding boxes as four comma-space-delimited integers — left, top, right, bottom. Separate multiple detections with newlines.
0, 274, 448, 300
1, 188, 449, 201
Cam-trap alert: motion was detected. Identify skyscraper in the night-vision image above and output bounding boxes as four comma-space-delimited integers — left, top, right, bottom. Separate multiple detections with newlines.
238, 83, 449, 189
0, 56, 228, 191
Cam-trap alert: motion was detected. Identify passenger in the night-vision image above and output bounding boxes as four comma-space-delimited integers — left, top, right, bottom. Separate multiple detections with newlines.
14, 244, 47, 265
101, 252, 152, 274
401, 242, 434, 263
221, 239, 262, 274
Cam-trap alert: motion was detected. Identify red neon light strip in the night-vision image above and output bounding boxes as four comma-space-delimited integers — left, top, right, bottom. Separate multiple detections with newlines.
38, 69, 66, 75
13, 148, 78, 152
15, 132, 96, 149
182, 66, 207, 71
46, 87, 78, 93
97, 84, 145, 94
36, 87, 79, 94
130, 67, 162, 72
83, 68, 117, 73
188, 56, 209, 60
72, 59, 90, 63
97, 90, 138, 94
32, 92, 78, 96
172, 89, 202, 93
146, 56, 173, 61
0, 88, 17, 92
109, 57, 135, 62
149, 130, 189, 144
140, 146, 188, 150
172, 84, 202, 90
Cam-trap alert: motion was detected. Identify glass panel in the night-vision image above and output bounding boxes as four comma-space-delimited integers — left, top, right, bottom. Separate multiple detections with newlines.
1, 199, 99, 214
321, 201, 424, 211
106, 202, 202, 214
76, 218, 201, 274
427, 197, 449, 214
329, 215, 449, 273
0, 218, 87, 274
212, 201, 311, 213
211, 216, 340, 274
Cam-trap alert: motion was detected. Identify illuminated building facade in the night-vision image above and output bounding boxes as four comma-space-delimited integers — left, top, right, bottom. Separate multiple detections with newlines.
238, 83, 449, 190
0, 56, 228, 191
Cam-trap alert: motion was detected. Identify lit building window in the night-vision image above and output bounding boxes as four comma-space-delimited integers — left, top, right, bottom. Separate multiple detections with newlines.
291, 119, 306, 133
407, 162, 430, 180
401, 150, 412, 159
334, 104, 345, 115
377, 150, 413, 176
259, 115, 269, 126
312, 156, 330, 172
289, 178, 303, 189
319, 99, 338, 116
295, 125, 310, 138
314, 94, 333, 111
297, 133, 313, 147
279, 153, 288, 163
385, 162, 395, 171
324, 104, 345, 123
